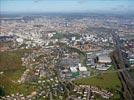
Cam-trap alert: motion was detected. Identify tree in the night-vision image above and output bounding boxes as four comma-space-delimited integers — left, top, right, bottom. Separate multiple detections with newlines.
0, 86, 5, 96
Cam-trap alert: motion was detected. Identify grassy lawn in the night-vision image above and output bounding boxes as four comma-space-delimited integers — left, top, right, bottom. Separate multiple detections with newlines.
0, 49, 32, 70
0, 75, 36, 95
51, 32, 64, 39
74, 72, 121, 90
0, 49, 29, 81
73, 72, 122, 99
4, 69, 25, 81
0, 51, 22, 71
0, 49, 35, 96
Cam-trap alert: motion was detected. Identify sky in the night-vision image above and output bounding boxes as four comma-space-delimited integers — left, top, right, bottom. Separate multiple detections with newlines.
0, 0, 134, 13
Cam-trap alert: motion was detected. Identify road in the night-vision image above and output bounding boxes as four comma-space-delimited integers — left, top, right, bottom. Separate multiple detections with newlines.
111, 32, 134, 100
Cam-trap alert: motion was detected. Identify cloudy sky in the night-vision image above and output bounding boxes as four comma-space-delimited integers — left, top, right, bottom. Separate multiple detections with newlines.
1, 0, 134, 13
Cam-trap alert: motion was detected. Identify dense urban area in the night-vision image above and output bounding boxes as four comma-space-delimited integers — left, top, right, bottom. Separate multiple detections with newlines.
0, 13, 134, 100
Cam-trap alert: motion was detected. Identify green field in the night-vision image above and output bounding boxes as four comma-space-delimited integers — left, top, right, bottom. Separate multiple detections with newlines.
73, 72, 122, 99
74, 72, 121, 90
0, 49, 35, 96
0, 75, 35, 96
51, 32, 64, 39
